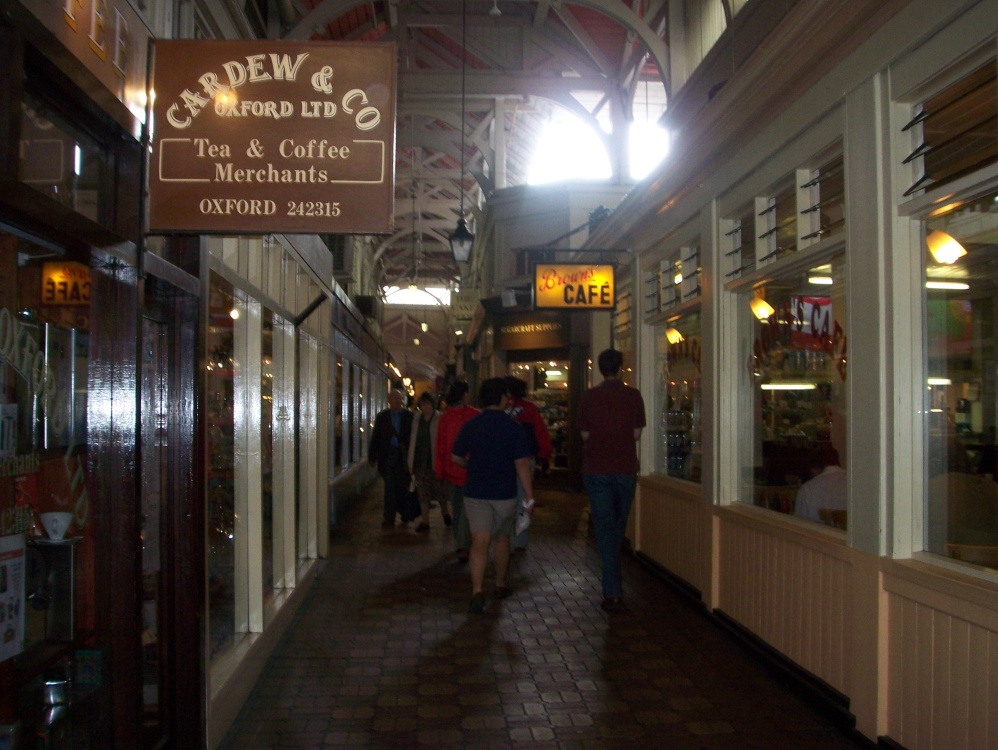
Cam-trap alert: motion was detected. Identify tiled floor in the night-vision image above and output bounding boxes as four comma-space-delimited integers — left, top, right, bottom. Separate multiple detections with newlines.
219, 481, 870, 749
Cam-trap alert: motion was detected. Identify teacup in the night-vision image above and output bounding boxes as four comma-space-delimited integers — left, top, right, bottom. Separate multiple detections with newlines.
39, 512, 73, 541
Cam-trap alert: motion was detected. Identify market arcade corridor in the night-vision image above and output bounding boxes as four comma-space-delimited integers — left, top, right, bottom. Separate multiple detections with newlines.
218, 482, 868, 749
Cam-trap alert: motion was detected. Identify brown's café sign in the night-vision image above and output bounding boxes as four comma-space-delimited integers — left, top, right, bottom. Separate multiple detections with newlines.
148, 40, 396, 234
534, 263, 616, 310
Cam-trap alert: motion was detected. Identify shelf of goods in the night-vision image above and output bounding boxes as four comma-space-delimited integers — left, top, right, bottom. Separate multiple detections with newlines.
532, 390, 569, 469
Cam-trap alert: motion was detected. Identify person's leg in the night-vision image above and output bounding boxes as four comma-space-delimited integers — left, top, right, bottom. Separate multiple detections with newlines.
381, 464, 398, 525
493, 533, 511, 589
464, 498, 491, 608
438, 478, 451, 524
607, 474, 637, 593
491, 497, 516, 591
584, 474, 621, 599
414, 470, 432, 530
469, 530, 491, 595
450, 483, 471, 558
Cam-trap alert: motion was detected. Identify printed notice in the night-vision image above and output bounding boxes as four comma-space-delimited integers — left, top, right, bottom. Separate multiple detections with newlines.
0, 534, 26, 663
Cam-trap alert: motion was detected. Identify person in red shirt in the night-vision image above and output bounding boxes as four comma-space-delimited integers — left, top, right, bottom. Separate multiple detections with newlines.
577, 349, 646, 612
504, 376, 551, 551
435, 382, 479, 561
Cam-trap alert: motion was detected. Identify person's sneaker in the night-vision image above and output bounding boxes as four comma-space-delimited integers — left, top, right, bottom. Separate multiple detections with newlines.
468, 593, 486, 613
416, 522, 430, 533
601, 597, 624, 612
443, 514, 452, 527
493, 586, 512, 600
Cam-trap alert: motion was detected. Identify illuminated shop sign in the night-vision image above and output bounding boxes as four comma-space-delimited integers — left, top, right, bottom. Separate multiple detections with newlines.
148, 40, 397, 234
42, 262, 91, 306
534, 263, 615, 310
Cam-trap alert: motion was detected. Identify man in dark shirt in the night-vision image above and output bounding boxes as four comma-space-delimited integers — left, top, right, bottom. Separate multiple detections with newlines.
577, 349, 646, 612
368, 389, 414, 528
452, 378, 534, 613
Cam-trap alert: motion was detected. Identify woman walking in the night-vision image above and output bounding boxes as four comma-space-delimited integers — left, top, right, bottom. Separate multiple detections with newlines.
408, 391, 447, 532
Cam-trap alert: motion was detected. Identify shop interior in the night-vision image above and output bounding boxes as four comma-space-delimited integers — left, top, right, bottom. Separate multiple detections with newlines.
508, 360, 571, 473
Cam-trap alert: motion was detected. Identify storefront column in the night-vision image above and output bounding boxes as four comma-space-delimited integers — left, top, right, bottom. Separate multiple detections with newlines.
844, 70, 893, 741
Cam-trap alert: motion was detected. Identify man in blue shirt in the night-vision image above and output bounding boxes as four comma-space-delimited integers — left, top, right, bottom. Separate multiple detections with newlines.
452, 378, 534, 613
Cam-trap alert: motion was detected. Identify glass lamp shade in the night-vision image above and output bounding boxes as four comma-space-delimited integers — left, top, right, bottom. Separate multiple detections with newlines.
449, 218, 474, 263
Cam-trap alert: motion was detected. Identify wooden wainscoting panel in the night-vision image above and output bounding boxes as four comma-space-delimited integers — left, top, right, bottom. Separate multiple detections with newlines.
636, 478, 710, 595
884, 560, 998, 749
718, 508, 852, 695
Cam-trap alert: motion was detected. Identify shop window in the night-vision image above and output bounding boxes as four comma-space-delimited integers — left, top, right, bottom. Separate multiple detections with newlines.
923, 188, 998, 568
352, 363, 362, 462
261, 312, 275, 604
332, 355, 344, 474
722, 204, 756, 280
206, 278, 237, 659
798, 155, 845, 246
654, 312, 702, 481
642, 267, 660, 316
18, 91, 111, 226
757, 180, 797, 267
0, 228, 97, 725
903, 59, 997, 197
738, 255, 848, 526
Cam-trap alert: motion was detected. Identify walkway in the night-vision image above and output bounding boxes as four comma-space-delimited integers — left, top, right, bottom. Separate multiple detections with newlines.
219, 481, 869, 749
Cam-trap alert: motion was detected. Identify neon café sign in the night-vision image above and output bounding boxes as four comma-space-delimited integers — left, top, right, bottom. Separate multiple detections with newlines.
534, 263, 615, 310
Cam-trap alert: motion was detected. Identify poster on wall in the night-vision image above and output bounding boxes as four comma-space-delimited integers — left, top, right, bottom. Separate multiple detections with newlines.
148, 40, 397, 234
0, 534, 26, 663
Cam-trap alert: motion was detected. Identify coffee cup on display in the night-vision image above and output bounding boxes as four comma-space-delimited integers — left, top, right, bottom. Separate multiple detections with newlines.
39, 512, 73, 541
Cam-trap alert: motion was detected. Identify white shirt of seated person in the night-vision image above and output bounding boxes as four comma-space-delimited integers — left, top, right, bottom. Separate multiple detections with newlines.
794, 464, 847, 523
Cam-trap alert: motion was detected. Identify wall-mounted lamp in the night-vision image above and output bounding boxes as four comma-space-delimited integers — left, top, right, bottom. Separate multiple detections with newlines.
413, 337, 420, 346
760, 382, 816, 391
665, 326, 684, 344
927, 230, 967, 265
750, 293, 775, 321
448, 0, 475, 264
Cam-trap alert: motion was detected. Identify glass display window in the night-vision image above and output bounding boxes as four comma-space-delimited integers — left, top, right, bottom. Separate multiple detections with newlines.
922, 188, 998, 568
654, 312, 702, 481
206, 277, 237, 660
19, 91, 111, 226
737, 255, 848, 526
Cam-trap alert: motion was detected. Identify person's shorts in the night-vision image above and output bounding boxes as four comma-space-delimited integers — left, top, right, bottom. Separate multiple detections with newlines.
464, 497, 517, 536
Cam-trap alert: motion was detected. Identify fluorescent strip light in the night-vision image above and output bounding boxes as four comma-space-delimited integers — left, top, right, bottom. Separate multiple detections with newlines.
760, 382, 816, 391
546, 370, 562, 377
808, 276, 833, 285
927, 377, 951, 386
925, 280, 969, 290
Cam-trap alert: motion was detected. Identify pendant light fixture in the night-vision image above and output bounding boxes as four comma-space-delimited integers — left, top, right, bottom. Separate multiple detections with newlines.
449, 0, 474, 264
